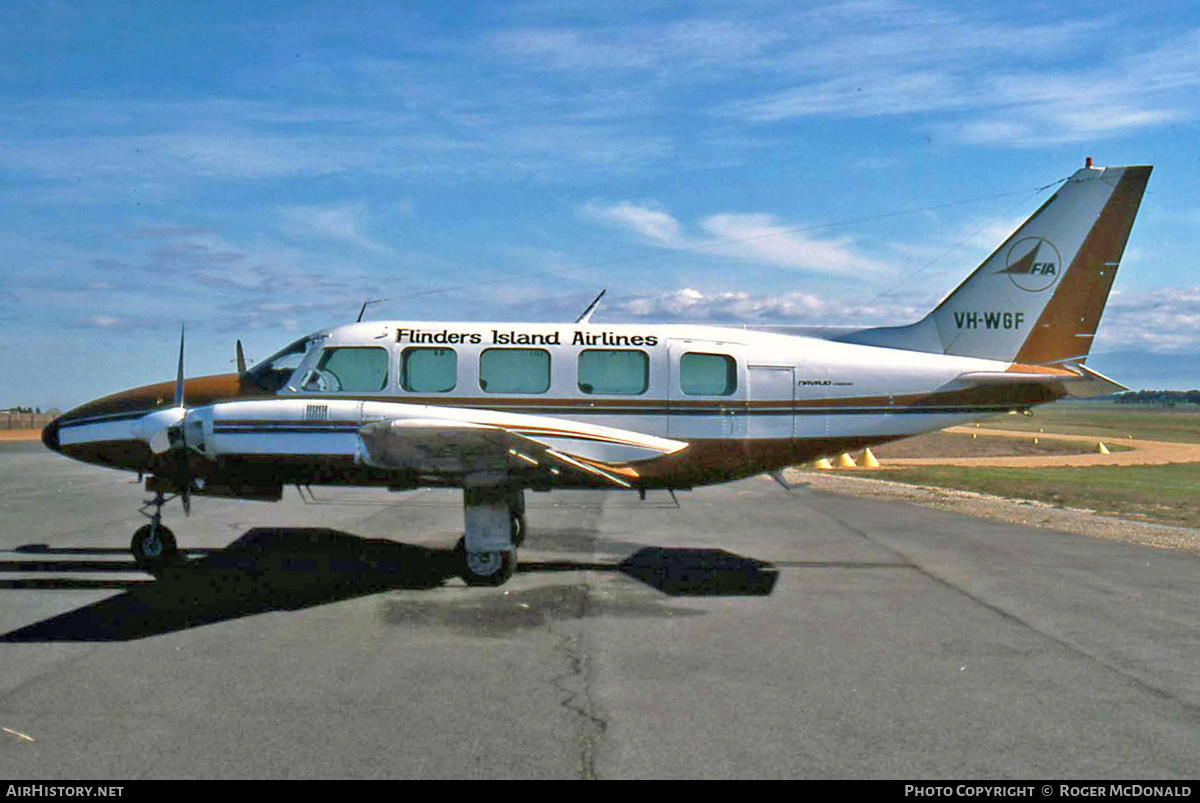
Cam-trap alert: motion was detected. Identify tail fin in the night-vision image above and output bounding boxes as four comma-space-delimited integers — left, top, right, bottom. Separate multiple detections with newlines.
842, 163, 1152, 365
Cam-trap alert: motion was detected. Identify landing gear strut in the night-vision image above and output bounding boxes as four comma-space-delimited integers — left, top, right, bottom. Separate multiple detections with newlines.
132, 490, 181, 573
459, 479, 523, 587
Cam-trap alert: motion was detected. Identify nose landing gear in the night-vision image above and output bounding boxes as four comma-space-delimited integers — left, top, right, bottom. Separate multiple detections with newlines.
132, 489, 182, 573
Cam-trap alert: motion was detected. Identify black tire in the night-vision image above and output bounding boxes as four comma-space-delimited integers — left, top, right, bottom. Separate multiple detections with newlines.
131, 523, 179, 572
456, 538, 516, 587
511, 514, 526, 548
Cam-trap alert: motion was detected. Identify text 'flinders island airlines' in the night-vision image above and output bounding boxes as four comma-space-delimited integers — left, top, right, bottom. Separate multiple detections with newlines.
42, 161, 1151, 586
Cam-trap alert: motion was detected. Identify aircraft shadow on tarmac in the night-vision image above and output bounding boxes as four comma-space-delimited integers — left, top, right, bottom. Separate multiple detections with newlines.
0, 529, 778, 642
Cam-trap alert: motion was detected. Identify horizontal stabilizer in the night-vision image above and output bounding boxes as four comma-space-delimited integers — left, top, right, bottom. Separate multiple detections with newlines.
941, 363, 1127, 400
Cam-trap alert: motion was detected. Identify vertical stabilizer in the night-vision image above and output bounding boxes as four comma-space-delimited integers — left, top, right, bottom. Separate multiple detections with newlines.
841, 164, 1151, 364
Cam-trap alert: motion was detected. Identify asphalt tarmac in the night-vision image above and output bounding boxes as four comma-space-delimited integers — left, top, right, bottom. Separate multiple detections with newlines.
1, 440, 1198, 779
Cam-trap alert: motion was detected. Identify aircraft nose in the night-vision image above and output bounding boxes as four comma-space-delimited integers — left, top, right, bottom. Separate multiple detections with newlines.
41, 416, 61, 452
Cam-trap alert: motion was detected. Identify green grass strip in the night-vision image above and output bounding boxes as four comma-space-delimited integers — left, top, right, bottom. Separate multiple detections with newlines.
879, 463, 1200, 528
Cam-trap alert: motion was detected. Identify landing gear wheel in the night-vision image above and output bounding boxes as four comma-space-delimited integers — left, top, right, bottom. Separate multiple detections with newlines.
456, 538, 516, 587
511, 514, 526, 548
131, 523, 178, 572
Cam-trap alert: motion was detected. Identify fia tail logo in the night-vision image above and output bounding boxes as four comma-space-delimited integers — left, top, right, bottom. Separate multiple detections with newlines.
997, 236, 1062, 292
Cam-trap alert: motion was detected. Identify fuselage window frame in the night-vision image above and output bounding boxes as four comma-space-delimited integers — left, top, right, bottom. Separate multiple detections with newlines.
577, 349, 649, 396
400, 346, 458, 393
479, 348, 551, 394
679, 352, 738, 397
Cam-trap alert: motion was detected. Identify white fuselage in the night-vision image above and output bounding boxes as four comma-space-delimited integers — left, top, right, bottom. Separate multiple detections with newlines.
288, 320, 1011, 436
49, 318, 1033, 492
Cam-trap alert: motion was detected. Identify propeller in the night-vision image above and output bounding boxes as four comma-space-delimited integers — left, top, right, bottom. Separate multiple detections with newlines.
175, 324, 185, 408
143, 324, 194, 515
173, 325, 191, 515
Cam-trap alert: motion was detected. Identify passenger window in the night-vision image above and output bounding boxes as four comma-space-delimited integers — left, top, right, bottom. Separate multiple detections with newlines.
680, 352, 737, 396
578, 350, 648, 395
401, 347, 456, 393
301, 347, 389, 393
480, 348, 550, 394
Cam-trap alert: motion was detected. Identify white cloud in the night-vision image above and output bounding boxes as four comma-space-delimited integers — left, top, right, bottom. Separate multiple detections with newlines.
581, 201, 891, 277
582, 201, 683, 244
604, 282, 1200, 357
278, 202, 393, 255
609, 287, 926, 325
1098, 287, 1200, 353
699, 213, 891, 276
488, 18, 781, 73
489, 28, 655, 71
718, 6, 1200, 147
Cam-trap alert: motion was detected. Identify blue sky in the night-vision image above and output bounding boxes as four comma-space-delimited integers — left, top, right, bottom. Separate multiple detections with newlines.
3, 0, 1200, 410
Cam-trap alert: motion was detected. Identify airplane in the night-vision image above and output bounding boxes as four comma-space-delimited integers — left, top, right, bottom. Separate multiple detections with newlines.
41, 161, 1152, 586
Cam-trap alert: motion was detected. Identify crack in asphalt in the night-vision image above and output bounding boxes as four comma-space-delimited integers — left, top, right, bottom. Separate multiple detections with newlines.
548, 577, 608, 780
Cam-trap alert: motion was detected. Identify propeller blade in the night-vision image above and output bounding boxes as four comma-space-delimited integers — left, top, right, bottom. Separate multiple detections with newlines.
174, 324, 192, 515
174, 323, 186, 408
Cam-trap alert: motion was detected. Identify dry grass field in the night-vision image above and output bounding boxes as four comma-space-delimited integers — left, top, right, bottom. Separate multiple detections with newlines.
819, 402, 1200, 530
0, 429, 42, 442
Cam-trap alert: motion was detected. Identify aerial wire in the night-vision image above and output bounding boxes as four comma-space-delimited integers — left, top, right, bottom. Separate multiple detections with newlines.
390, 177, 1069, 311
808, 175, 1069, 335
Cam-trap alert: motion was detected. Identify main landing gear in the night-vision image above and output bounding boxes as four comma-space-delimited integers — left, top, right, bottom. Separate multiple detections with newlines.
132, 490, 181, 573
456, 539, 515, 587
458, 480, 525, 587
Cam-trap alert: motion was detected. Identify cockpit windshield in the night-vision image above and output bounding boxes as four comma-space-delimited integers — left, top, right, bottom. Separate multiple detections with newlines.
246, 337, 313, 392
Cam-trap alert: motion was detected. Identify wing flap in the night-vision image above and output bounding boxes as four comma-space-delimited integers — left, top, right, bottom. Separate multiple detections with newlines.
358, 414, 682, 488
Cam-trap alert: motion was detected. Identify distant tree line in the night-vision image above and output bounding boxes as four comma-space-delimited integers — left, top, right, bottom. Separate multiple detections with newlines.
3, 406, 42, 414
1113, 390, 1200, 406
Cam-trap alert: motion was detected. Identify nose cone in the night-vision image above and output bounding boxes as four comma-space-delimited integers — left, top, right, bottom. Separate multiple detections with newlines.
41, 416, 61, 453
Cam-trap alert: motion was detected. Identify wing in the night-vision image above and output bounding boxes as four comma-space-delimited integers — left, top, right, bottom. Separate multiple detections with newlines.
358, 411, 688, 489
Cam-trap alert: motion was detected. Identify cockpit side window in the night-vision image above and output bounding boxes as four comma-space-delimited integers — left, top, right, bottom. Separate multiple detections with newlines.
247, 338, 310, 393
300, 347, 389, 393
